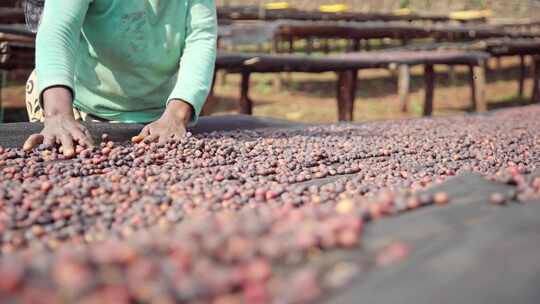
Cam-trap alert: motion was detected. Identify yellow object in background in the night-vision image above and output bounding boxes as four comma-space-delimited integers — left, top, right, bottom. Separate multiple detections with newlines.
449, 9, 492, 21
319, 4, 349, 13
392, 8, 416, 16
264, 2, 291, 10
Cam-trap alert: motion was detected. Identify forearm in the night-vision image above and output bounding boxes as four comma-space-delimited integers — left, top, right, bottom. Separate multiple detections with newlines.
168, 0, 217, 123
36, 0, 90, 99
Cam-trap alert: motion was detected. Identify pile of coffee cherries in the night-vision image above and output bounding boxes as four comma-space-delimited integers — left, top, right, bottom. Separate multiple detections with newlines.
0, 106, 539, 303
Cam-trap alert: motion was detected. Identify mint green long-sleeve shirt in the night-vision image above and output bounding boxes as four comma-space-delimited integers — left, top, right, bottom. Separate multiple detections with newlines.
36, 0, 217, 123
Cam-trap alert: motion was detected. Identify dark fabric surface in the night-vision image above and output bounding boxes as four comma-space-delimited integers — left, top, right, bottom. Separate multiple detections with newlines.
328, 173, 540, 304
0, 115, 305, 147
1, 115, 539, 303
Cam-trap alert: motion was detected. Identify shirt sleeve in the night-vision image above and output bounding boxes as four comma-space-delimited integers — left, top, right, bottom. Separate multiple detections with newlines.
167, 0, 217, 124
36, 0, 91, 100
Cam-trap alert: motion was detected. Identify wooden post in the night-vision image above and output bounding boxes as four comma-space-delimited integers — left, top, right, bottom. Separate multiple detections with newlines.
364, 39, 371, 51
322, 39, 330, 54
271, 35, 283, 92
0, 69, 5, 123
423, 64, 435, 116
240, 71, 253, 115
288, 36, 294, 54
352, 39, 361, 52
496, 57, 502, 71
398, 64, 410, 112
209, 69, 218, 97
336, 70, 358, 121
448, 65, 457, 85
272, 35, 280, 54
518, 55, 526, 98
533, 57, 540, 104
306, 38, 314, 55
219, 70, 229, 86
200, 69, 219, 116
401, 38, 410, 46
470, 63, 487, 112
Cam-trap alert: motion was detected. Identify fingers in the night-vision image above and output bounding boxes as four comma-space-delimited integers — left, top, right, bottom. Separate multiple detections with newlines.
80, 126, 95, 147
59, 134, 75, 157
132, 126, 150, 143
72, 127, 94, 148
169, 131, 186, 143
158, 134, 171, 144
131, 135, 145, 143
23, 134, 44, 151
144, 134, 159, 144
43, 136, 55, 148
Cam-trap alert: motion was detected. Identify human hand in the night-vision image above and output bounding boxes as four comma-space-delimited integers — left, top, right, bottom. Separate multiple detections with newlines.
132, 100, 193, 144
23, 87, 94, 157
23, 114, 94, 157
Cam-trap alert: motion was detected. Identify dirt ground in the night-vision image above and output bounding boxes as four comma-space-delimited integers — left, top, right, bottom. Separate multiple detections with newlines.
1, 56, 535, 123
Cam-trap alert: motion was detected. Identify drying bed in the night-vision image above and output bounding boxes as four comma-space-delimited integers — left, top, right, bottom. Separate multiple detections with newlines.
0, 107, 539, 303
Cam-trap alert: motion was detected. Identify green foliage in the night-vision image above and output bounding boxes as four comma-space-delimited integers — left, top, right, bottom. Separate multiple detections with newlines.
465, 0, 487, 9
399, 0, 411, 8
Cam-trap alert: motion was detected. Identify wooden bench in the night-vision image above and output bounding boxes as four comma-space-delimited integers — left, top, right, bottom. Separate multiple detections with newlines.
272, 21, 539, 53
533, 56, 540, 104
0, 8, 25, 24
217, 6, 454, 23
483, 39, 540, 100
0, 35, 34, 122
389, 38, 540, 103
215, 50, 490, 121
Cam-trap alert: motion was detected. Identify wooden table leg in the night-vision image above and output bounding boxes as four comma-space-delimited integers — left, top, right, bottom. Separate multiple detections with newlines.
470, 63, 487, 112
518, 55, 526, 98
398, 64, 410, 112
240, 71, 253, 115
201, 69, 219, 116
336, 70, 358, 122
209, 69, 217, 97
322, 39, 330, 54
0, 69, 5, 123
306, 38, 314, 55
272, 36, 283, 92
423, 64, 435, 116
448, 65, 457, 85
352, 39, 361, 52
288, 36, 294, 54
364, 39, 371, 51
533, 57, 540, 104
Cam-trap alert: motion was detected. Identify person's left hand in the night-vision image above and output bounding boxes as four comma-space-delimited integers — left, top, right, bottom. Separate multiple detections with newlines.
133, 100, 193, 144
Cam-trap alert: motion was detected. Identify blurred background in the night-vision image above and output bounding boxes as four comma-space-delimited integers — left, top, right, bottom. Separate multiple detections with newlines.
1, 0, 539, 123
217, 0, 540, 18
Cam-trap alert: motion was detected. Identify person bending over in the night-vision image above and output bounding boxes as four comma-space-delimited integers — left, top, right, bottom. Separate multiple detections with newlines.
23, 0, 217, 156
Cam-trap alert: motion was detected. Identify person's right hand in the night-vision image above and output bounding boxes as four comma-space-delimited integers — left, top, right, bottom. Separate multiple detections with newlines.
23, 86, 94, 157
23, 114, 94, 157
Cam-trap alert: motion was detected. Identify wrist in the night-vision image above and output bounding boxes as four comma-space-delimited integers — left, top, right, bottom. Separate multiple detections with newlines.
42, 86, 74, 118
165, 100, 193, 125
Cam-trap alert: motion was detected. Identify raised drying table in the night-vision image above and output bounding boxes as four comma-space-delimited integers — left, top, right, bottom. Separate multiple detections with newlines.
215, 50, 490, 120
388, 38, 540, 104
217, 6, 455, 23
0, 24, 34, 122
0, 8, 25, 25
271, 21, 540, 53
